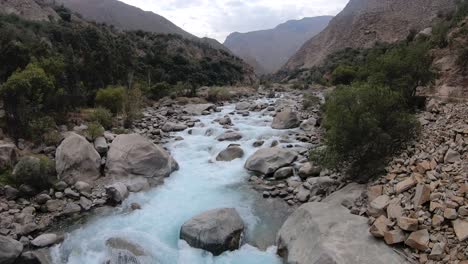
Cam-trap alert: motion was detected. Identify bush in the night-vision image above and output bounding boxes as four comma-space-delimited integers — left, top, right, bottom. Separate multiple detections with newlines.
43, 130, 63, 146
12, 155, 56, 190
321, 83, 418, 182
148, 82, 171, 100
207, 87, 232, 103
302, 94, 321, 110
95, 86, 126, 114
331, 65, 357, 85
123, 86, 143, 128
90, 107, 113, 129
86, 122, 104, 140
29, 116, 57, 143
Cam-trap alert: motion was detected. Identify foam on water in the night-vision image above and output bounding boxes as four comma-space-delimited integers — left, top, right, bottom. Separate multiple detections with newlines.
51, 99, 297, 264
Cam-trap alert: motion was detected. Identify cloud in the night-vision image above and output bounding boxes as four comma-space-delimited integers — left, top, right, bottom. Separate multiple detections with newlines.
119, 0, 349, 42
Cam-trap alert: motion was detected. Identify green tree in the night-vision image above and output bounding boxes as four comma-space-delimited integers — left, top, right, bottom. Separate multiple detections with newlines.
95, 86, 126, 114
331, 65, 357, 85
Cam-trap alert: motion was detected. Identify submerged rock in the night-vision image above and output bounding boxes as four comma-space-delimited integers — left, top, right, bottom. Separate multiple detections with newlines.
245, 148, 297, 175
180, 208, 244, 256
106, 134, 178, 180
276, 202, 406, 264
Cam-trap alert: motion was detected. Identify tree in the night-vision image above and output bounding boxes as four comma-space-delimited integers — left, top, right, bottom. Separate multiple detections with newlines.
95, 86, 126, 114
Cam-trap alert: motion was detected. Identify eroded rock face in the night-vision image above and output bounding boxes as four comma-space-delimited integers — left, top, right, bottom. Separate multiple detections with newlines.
180, 208, 244, 256
277, 202, 405, 264
106, 134, 178, 180
0, 235, 23, 264
245, 148, 297, 175
272, 108, 300, 129
55, 133, 101, 185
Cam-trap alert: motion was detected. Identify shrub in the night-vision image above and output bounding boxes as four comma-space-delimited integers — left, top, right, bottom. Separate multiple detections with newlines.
90, 107, 113, 129
123, 86, 143, 128
321, 83, 418, 182
86, 122, 104, 140
207, 87, 232, 103
148, 82, 171, 100
331, 65, 357, 85
12, 155, 56, 190
29, 116, 57, 143
43, 130, 63, 146
95, 86, 126, 114
302, 94, 321, 110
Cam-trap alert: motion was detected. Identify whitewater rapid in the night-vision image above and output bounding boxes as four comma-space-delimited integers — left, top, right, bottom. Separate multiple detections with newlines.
51, 98, 301, 264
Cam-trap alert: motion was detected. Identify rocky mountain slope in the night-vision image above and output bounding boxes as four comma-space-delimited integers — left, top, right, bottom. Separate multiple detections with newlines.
224, 17, 332, 74
283, 0, 457, 70
56, 0, 226, 50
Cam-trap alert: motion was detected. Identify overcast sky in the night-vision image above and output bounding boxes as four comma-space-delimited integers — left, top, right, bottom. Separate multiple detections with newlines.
119, 0, 349, 43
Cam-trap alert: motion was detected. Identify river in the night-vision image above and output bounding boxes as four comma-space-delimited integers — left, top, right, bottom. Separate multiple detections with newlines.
51, 98, 304, 264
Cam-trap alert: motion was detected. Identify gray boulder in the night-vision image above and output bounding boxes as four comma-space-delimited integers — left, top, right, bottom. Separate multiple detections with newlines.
106, 182, 129, 205
216, 132, 242, 142
299, 118, 317, 131
274, 167, 294, 180
31, 233, 60, 248
245, 148, 297, 175
277, 202, 406, 264
105, 237, 146, 264
216, 146, 244, 161
94, 137, 108, 155
272, 108, 300, 129
298, 162, 321, 179
184, 104, 215, 115
106, 134, 178, 180
235, 102, 251, 111
180, 208, 244, 256
161, 122, 188, 132
55, 133, 101, 185
0, 235, 23, 264
0, 142, 18, 170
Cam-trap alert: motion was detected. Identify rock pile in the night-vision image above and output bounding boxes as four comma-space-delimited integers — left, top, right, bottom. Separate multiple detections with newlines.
355, 101, 467, 263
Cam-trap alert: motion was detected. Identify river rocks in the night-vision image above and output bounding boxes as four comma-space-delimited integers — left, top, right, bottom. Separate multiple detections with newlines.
216, 131, 242, 142
105, 237, 147, 264
0, 142, 18, 170
273, 167, 294, 180
235, 102, 251, 111
453, 219, 468, 241
297, 162, 321, 179
217, 116, 232, 126
244, 148, 297, 176
31, 233, 60, 247
56, 133, 101, 185
180, 208, 244, 256
74, 181, 91, 194
105, 182, 129, 205
405, 229, 430, 251
94, 137, 108, 155
106, 134, 178, 180
0, 235, 23, 264
276, 202, 405, 264
183, 103, 214, 115
161, 122, 188, 132
444, 148, 460, 163
299, 118, 317, 131
271, 108, 300, 129
216, 146, 244, 161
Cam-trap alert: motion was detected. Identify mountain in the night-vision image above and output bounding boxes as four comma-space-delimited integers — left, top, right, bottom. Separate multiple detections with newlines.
283, 0, 457, 70
56, 0, 227, 50
224, 16, 332, 74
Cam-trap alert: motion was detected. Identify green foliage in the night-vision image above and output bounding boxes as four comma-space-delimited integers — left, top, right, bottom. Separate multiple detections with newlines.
43, 130, 63, 146
123, 86, 143, 128
95, 86, 126, 114
321, 83, 418, 182
207, 87, 232, 103
431, 21, 451, 48
0, 169, 14, 186
12, 155, 56, 190
90, 107, 113, 129
86, 122, 104, 140
148, 82, 171, 100
331, 65, 357, 85
302, 94, 321, 110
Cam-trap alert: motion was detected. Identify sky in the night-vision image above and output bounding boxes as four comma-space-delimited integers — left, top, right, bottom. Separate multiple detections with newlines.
119, 0, 349, 43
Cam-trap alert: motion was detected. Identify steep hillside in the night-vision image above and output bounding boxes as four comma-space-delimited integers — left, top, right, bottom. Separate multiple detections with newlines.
283, 0, 457, 70
57, 0, 227, 50
0, 0, 59, 21
225, 16, 332, 74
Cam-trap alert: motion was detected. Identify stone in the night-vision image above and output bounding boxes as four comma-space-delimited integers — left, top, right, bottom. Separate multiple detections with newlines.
252, 140, 264, 147
74, 181, 91, 194
297, 162, 321, 179
443, 208, 457, 220
299, 118, 317, 131
180, 208, 244, 256
62, 202, 81, 216
54, 181, 68, 191
106, 237, 146, 256
244, 148, 297, 175
273, 167, 294, 180
428, 242, 445, 260
79, 196, 92, 211
106, 134, 178, 180
277, 202, 405, 264
444, 149, 460, 163
4, 185, 19, 200
296, 186, 310, 202
64, 188, 79, 199
31, 233, 59, 247
370, 195, 390, 211
367, 185, 383, 203
94, 136, 108, 154
106, 182, 129, 205
370, 215, 390, 238
432, 215, 444, 227
383, 229, 406, 245
55, 133, 101, 185
45, 199, 64, 212
395, 176, 417, 194
0, 235, 23, 264
216, 146, 244, 161
413, 184, 431, 207
322, 183, 365, 207
161, 122, 188, 132
271, 108, 300, 129
405, 229, 429, 251
216, 132, 242, 142
452, 219, 468, 241
125, 177, 150, 193
397, 217, 418, 231
35, 193, 51, 205
0, 142, 18, 170
235, 102, 251, 111
183, 104, 215, 115
218, 116, 232, 126
386, 201, 403, 220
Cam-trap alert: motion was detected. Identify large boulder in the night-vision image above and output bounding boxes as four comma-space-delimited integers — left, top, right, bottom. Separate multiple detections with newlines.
55, 133, 101, 185
235, 102, 251, 111
0, 142, 18, 170
105, 237, 147, 264
245, 148, 297, 175
216, 146, 244, 161
0, 235, 23, 264
272, 108, 300, 129
180, 208, 244, 256
183, 104, 215, 115
277, 202, 406, 264
161, 122, 188, 132
106, 134, 178, 180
